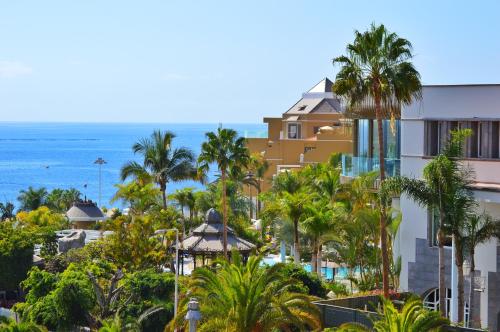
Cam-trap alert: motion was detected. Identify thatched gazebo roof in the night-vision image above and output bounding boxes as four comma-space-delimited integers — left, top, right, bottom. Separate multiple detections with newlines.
179, 209, 255, 255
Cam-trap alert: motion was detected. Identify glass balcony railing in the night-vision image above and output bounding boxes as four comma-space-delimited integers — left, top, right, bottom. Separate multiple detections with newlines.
341, 155, 400, 178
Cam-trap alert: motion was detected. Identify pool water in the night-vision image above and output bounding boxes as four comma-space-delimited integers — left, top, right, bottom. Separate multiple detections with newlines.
261, 255, 349, 280
304, 264, 349, 280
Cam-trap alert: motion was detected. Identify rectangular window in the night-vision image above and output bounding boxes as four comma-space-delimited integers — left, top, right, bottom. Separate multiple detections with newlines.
492, 121, 499, 158
287, 123, 301, 139
425, 121, 439, 156
478, 122, 483, 157
428, 208, 452, 247
470, 122, 478, 158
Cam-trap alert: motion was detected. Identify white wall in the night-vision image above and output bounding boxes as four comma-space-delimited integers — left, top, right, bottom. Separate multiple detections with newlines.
399, 85, 500, 326
403, 85, 500, 120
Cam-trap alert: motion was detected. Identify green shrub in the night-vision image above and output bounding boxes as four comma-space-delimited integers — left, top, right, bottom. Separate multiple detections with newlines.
274, 263, 327, 298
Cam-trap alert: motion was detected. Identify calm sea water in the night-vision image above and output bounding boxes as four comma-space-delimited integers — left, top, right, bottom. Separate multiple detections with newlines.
0, 122, 266, 208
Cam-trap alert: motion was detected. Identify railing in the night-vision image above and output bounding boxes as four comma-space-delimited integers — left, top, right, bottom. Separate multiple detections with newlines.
315, 296, 484, 331
341, 155, 400, 178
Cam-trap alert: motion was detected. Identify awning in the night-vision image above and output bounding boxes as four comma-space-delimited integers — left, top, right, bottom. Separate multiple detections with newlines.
284, 115, 299, 121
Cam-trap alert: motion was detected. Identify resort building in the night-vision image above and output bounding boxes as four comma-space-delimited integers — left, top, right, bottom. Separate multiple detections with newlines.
246, 78, 353, 191
395, 85, 500, 330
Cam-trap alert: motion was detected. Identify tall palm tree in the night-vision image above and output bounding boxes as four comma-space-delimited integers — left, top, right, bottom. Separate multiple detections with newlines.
382, 158, 455, 317
17, 186, 48, 211
383, 129, 472, 320
302, 202, 338, 275
170, 187, 196, 235
281, 191, 310, 263
170, 252, 321, 332
197, 127, 250, 258
247, 154, 269, 218
121, 130, 196, 208
333, 23, 422, 298
337, 297, 448, 332
462, 213, 499, 327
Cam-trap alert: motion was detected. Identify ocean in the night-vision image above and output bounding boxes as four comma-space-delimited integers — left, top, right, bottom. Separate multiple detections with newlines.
0, 122, 266, 208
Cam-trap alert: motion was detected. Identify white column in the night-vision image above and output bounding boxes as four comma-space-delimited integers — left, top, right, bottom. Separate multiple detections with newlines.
280, 240, 286, 263
450, 236, 458, 323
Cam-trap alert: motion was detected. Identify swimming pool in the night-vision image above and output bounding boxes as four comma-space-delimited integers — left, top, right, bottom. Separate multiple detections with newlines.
262, 255, 349, 280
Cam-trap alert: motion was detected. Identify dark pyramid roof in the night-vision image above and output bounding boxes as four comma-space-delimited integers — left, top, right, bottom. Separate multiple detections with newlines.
179, 208, 255, 253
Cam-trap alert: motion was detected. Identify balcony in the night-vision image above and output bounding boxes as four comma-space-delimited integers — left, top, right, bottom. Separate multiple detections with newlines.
341, 155, 400, 178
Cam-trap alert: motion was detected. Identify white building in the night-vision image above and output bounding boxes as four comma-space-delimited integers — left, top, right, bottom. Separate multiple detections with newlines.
397, 84, 500, 330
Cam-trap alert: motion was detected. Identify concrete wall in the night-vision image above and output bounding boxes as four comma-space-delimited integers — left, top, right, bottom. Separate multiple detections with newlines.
399, 85, 500, 330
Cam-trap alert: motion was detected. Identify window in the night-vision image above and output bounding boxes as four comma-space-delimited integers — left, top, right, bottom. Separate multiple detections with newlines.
429, 208, 451, 247
298, 105, 307, 111
478, 122, 483, 157
287, 123, 301, 139
425, 121, 439, 156
423, 288, 469, 325
425, 120, 500, 159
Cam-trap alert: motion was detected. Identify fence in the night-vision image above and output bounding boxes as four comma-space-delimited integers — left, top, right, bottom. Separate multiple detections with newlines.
315, 297, 483, 332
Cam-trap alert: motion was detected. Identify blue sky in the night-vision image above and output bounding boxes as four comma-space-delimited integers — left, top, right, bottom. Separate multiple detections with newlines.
0, 0, 499, 123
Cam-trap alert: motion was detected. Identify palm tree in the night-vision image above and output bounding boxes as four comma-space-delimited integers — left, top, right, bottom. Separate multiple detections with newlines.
337, 297, 448, 332
17, 186, 48, 211
271, 170, 302, 195
281, 191, 310, 263
246, 154, 269, 218
170, 252, 321, 332
170, 187, 196, 235
462, 213, 499, 327
302, 202, 338, 275
382, 129, 472, 320
111, 182, 161, 215
121, 130, 196, 208
333, 23, 421, 298
197, 127, 250, 258
382, 158, 454, 317
0, 202, 15, 221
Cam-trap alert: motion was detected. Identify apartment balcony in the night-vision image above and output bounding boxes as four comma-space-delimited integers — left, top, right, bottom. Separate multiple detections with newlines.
341, 155, 400, 178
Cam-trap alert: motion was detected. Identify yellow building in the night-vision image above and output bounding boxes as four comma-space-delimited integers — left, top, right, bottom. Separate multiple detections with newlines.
246, 78, 353, 191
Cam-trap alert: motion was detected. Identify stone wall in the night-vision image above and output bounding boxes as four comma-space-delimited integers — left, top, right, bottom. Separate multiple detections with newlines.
408, 238, 452, 295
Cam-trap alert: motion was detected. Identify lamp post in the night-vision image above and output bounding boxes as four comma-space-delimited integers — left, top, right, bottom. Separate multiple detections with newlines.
155, 228, 179, 317
185, 298, 201, 332
94, 157, 107, 207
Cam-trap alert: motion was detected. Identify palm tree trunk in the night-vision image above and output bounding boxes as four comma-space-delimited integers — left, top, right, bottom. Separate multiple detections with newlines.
374, 92, 390, 299
455, 236, 465, 323
438, 227, 447, 317
256, 187, 261, 219
317, 244, 322, 276
293, 218, 300, 263
181, 204, 186, 238
311, 241, 317, 275
161, 183, 167, 208
469, 250, 478, 328
222, 169, 228, 259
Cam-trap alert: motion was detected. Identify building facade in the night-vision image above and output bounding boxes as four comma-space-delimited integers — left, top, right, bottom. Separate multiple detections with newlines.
246, 78, 353, 191
396, 85, 500, 330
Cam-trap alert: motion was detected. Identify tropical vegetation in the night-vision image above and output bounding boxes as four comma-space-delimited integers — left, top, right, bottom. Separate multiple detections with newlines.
332, 23, 422, 298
